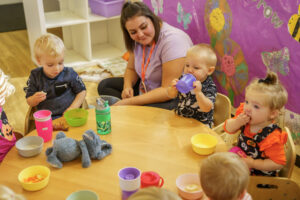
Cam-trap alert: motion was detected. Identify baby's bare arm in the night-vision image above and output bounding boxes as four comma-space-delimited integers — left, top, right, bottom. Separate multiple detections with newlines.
166, 79, 179, 99
194, 81, 213, 113
243, 156, 284, 171
225, 113, 250, 133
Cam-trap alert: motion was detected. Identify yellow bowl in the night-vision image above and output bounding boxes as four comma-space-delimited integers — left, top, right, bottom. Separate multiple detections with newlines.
191, 133, 218, 155
18, 165, 50, 191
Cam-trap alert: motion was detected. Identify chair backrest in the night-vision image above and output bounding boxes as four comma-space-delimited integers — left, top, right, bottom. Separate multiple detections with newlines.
278, 126, 296, 178
213, 93, 231, 128
248, 176, 300, 200
24, 106, 37, 135
24, 99, 89, 135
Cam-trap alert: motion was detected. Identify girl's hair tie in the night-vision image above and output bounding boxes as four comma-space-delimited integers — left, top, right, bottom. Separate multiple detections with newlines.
258, 77, 272, 84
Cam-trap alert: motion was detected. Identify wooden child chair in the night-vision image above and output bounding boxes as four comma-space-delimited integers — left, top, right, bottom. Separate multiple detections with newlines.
211, 93, 235, 146
24, 99, 89, 135
213, 93, 231, 128
278, 126, 296, 178
213, 125, 296, 178
248, 176, 300, 200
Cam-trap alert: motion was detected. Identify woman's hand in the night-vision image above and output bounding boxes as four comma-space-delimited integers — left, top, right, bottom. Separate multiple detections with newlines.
121, 87, 134, 99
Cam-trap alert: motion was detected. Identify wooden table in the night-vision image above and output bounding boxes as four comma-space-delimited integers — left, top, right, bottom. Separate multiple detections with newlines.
0, 106, 227, 200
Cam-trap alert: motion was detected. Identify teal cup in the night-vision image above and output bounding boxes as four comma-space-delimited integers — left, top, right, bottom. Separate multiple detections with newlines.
66, 190, 98, 200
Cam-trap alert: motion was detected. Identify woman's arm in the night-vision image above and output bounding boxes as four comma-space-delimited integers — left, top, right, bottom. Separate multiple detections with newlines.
122, 52, 139, 99
115, 57, 185, 105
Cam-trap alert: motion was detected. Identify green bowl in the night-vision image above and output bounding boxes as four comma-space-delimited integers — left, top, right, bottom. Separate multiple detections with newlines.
64, 108, 88, 127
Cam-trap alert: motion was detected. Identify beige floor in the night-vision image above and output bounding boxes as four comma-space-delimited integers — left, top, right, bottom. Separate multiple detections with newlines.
1, 29, 300, 188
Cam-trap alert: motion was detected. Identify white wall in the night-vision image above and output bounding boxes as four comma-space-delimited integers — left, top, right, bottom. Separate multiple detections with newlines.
0, 0, 22, 5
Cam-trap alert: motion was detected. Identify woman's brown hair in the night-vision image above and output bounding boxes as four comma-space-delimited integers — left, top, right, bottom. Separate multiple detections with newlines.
120, 1, 162, 52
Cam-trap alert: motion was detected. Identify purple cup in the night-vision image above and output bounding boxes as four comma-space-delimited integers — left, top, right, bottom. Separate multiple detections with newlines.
118, 167, 141, 199
176, 74, 196, 94
121, 189, 139, 200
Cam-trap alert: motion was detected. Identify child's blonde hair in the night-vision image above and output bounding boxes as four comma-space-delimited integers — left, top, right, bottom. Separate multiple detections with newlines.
0, 185, 26, 200
128, 187, 181, 200
187, 43, 217, 68
245, 71, 288, 111
0, 69, 15, 105
200, 152, 249, 200
34, 33, 65, 59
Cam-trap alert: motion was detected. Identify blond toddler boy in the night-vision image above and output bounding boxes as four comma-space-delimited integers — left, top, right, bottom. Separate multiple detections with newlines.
200, 152, 252, 200
24, 33, 86, 119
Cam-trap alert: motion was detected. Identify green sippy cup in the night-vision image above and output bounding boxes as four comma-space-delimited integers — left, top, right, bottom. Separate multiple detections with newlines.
95, 97, 111, 135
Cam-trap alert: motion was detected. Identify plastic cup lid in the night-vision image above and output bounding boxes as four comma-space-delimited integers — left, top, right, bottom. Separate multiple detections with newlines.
33, 110, 52, 122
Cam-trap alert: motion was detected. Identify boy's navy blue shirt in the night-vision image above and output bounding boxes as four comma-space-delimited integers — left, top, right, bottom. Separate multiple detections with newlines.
24, 67, 86, 119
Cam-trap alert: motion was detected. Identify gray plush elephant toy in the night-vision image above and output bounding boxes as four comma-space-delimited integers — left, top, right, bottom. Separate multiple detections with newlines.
45, 129, 112, 168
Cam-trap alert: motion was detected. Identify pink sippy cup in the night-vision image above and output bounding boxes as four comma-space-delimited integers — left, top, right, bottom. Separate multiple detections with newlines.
229, 146, 247, 158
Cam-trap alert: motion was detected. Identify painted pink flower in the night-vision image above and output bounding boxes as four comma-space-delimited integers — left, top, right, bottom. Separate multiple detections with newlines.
221, 54, 235, 76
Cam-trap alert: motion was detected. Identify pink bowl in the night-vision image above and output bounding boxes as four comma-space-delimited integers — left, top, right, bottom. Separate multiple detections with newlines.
176, 173, 203, 200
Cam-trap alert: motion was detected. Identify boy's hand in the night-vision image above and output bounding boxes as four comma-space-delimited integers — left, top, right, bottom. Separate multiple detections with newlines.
122, 87, 134, 99
32, 91, 47, 104
193, 81, 202, 93
235, 112, 250, 126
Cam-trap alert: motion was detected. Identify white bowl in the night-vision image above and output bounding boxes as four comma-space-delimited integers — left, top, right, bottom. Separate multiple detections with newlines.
16, 136, 43, 157
66, 190, 99, 200
176, 173, 203, 200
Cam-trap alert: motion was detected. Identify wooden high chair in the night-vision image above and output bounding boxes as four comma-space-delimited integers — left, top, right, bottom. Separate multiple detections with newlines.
212, 93, 231, 128
213, 125, 296, 178
24, 99, 89, 135
213, 122, 240, 147
248, 176, 300, 200
279, 126, 296, 178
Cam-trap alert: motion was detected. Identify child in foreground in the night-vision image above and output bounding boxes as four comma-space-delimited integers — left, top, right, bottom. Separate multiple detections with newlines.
0, 69, 22, 163
224, 72, 288, 176
166, 44, 217, 128
24, 33, 86, 119
128, 187, 181, 200
200, 152, 252, 200
0, 185, 25, 200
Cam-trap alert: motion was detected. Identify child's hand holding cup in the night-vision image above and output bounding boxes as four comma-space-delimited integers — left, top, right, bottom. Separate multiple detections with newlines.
176, 74, 196, 94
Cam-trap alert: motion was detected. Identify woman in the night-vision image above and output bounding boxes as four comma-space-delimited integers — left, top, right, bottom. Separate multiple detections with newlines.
98, 1, 193, 110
